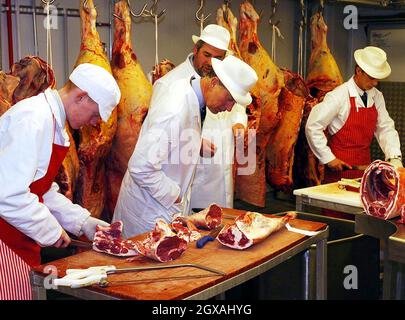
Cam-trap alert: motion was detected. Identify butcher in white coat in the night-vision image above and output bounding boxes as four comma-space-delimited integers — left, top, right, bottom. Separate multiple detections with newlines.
113, 55, 258, 238
0, 63, 121, 299
153, 24, 247, 209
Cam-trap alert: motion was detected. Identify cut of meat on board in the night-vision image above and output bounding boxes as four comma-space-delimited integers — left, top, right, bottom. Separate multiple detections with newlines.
217, 212, 296, 250
93, 221, 139, 257
237, 1, 284, 207
151, 59, 176, 84
306, 12, 343, 101
360, 160, 405, 222
130, 219, 188, 263
0, 71, 19, 116
187, 204, 223, 230
170, 217, 201, 243
105, 0, 152, 218
266, 69, 306, 191
74, 0, 117, 218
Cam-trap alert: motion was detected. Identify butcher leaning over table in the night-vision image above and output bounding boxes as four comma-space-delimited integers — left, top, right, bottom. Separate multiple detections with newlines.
153, 24, 248, 209
112, 55, 258, 238
0, 63, 120, 300
305, 46, 402, 218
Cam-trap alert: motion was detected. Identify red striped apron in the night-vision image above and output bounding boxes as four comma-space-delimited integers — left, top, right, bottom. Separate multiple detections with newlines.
0, 114, 69, 300
322, 94, 378, 219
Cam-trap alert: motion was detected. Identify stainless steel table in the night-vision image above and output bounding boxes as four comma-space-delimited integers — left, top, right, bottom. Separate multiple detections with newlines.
30, 209, 329, 300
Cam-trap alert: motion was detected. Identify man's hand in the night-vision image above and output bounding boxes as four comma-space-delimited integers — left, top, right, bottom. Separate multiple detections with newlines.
327, 158, 352, 171
53, 230, 71, 248
81, 217, 110, 241
200, 138, 216, 158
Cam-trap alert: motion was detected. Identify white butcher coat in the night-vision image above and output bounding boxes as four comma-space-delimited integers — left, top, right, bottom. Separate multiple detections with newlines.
0, 89, 90, 246
154, 53, 247, 209
113, 78, 202, 238
306, 77, 402, 164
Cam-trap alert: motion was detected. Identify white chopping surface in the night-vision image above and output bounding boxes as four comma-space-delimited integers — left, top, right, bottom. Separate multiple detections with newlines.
293, 182, 362, 208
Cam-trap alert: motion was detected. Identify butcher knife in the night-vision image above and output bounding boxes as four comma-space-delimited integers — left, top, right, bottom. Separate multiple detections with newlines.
196, 225, 224, 249
344, 165, 368, 171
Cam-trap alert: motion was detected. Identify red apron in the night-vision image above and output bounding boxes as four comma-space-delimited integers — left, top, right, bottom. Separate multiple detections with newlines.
0, 114, 68, 300
323, 94, 378, 219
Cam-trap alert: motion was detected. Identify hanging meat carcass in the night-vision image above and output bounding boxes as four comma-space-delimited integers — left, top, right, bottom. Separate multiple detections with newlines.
217, 4, 242, 58
294, 12, 343, 188
266, 69, 306, 191
306, 12, 343, 101
236, 1, 284, 207
105, 0, 152, 218
0, 72, 19, 116
293, 95, 324, 187
360, 160, 405, 222
73, 0, 117, 218
217, 211, 296, 250
151, 59, 176, 84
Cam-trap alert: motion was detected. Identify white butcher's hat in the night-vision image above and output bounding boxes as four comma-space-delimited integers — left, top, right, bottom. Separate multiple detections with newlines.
192, 24, 231, 51
69, 63, 121, 122
212, 55, 258, 106
354, 46, 391, 79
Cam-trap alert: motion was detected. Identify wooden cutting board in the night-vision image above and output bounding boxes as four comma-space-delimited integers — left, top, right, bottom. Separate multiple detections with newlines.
32, 208, 326, 300
294, 182, 362, 207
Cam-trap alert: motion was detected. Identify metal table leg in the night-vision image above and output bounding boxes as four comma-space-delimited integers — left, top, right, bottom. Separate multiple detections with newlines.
296, 196, 303, 211
30, 273, 47, 300
316, 238, 327, 300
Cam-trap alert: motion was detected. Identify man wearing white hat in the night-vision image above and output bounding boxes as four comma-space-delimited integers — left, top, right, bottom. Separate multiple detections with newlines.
0, 63, 120, 299
306, 46, 402, 187
153, 24, 249, 211
113, 55, 258, 238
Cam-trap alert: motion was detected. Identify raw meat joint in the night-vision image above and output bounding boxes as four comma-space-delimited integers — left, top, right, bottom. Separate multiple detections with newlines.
106, 0, 152, 218
73, 0, 117, 218
170, 217, 201, 243
217, 212, 296, 250
361, 160, 405, 222
93, 221, 139, 257
188, 204, 223, 230
132, 219, 188, 263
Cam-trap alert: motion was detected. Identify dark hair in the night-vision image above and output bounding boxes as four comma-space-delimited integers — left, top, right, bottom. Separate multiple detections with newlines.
195, 40, 205, 53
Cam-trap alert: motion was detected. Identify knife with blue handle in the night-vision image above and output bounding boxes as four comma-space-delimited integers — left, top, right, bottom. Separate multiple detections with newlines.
196, 225, 224, 249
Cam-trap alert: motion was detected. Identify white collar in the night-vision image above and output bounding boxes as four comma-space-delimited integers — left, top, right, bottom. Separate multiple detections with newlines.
190, 75, 205, 108
44, 88, 66, 129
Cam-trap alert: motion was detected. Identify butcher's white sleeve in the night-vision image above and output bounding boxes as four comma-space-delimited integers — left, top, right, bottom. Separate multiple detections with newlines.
42, 182, 90, 237
373, 94, 402, 160
305, 93, 341, 164
127, 115, 181, 209
231, 103, 248, 128
0, 117, 62, 247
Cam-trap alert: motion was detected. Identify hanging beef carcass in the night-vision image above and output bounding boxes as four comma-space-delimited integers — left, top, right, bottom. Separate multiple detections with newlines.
306, 12, 343, 101
266, 69, 306, 191
236, 1, 284, 207
105, 0, 151, 218
0, 72, 19, 116
151, 59, 176, 84
294, 12, 343, 188
73, 0, 117, 218
360, 160, 405, 222
293, 95, 324, 187
217, 4, 242, 58
217, 211, 296, 250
